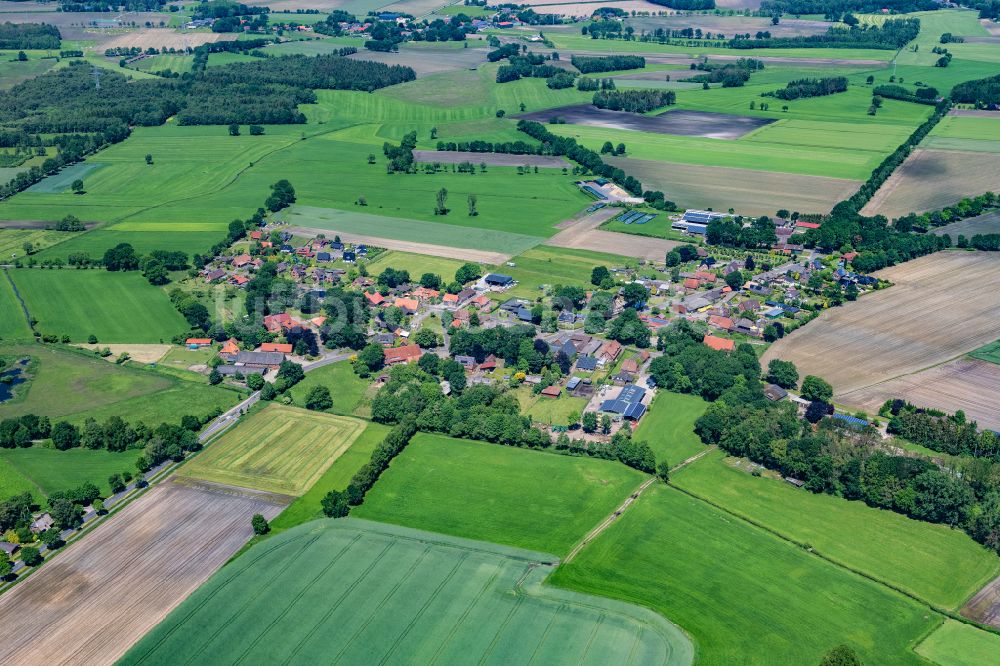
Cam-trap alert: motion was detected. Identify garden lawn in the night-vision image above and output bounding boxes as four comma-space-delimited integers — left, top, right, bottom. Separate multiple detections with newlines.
915, 620, 1000, 666
0, 274, 31, 341
286, 360, 371, 417
355, 433, 644, 556
0, 447, 144, 498
633, 391, 709, 465
673, 450, 1000, 609
10, 270, 188, 343
181, 404, 367, 496
269, 422, 391, 531
515, 387, 589, 427
550, 484, 940, 665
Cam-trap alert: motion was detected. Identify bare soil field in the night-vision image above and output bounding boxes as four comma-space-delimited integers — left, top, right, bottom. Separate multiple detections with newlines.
627, 14, 830, 38
546, 206, 680, 259
289, 224, 512, 263
518, 106, 773, 139
981, 18, 1000, 36
762, 252, 1000, 395
347, 43, 486, 75
101, 29, 238, 51
75, 343, 171, 364
0, 479, 286, 665
413, 150, 569, 167
861, 149, 1000, 218
963, 572, 1000, 629
607, 157, 860, 216
839, 358, 1000, 432
0, 10, 169, 41
932, 210, 1000, 238
520, 0, 668, 15
949, 109, 1000, 117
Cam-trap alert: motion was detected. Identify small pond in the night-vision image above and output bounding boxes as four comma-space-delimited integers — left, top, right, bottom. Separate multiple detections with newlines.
0, 358, 30, 403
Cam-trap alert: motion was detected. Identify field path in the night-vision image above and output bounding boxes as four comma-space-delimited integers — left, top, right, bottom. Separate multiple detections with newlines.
0, 480, 287, 665
288, 225, 512, 264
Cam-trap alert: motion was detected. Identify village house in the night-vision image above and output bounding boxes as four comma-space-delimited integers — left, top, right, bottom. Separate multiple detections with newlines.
263, 312, 299, 334
234, 351, 285, 370
383, 344, 422, 365
258, 342, 293, 354
598, 340, 623, 365
703, 334, 735, 352
185, 338, 212, 349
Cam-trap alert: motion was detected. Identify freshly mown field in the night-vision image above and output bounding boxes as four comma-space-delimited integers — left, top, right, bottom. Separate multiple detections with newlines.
0, 479, 286, 665
633, 391, 709, 465
550, 484, 940, 665
355, 433, 644, 556
0, 455, 37, 500
0, 343, 238, 425
287, 360, 372, 417
9, 269, 189, 343
515, 387, 589, 427
0, 447, 144, 499
0, 273, 31, 340
181, 404, 366, 496
363, 250, 465, 284
762, 252, 1000, 397
916, 620, 1000, 666
121, 518, 694, 666
269, 422, 391, 531
673, 450, 1000, 609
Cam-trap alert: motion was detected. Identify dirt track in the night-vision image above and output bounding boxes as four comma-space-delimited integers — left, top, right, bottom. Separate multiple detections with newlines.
288, 225, 514, 264
0, 479, 286, 665
545, 207, 681, 260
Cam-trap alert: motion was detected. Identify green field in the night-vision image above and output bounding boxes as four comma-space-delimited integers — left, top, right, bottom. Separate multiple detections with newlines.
355, 433, 644, 556
270, 422, 392, 531
673, 450, 1000, 609
9, 269, 189, 343
121, 518, 694, 666
551, 484, 940, 664
500, 246, 630, 299
181, 404, 367, 496
915, 620, 1000, 666
131, 54, 193, 74
363, 250, 465, 281
970, 339, 1000, 365
633, 392, 709, 465
0, 228, 76, 262
0, 343, 238, 425
26, 162, 107, 193
0, 273, 31, 340
0, 455, 38, 500
0, 446, 144, 499
286, 360, 372, 417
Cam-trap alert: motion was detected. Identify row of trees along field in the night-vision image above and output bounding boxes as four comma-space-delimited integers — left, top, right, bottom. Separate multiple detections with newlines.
730, 18, 920, 50
0, 22, 60, 49
759, 0, 938, 17
645, 319, 1000, 554
763, 76, 848, 100
951, 72, 1000, 107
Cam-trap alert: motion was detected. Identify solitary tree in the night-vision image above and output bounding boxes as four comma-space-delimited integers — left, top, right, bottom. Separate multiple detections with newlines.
766, 359, 799, 389
71, 179, 84, 194
20, 546, 42, 567
434, 188, 449, 215
228, 123, 240, 136
467, 193, 478, 217
304, 385, 333, 411
251, 513, 270, 535
819, 645, 862, 666
656, 460, 670, 482
145, 153, 153, 165
801, 375, 833, 402
321, 489, 350, 517
582, 411, 598, 433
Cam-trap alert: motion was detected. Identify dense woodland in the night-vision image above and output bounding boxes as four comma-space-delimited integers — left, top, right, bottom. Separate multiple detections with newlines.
0, 22, 60, 49
764, 76, 848, 100
872, 83, 939, 104
951, 72, 1000, 106
570, 55, 645, 74
592, 89, 675, 112
682, 59, 764, 87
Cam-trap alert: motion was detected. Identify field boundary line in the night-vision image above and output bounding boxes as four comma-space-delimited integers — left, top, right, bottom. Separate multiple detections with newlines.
564, 475, 656, 564
667, 480, 1000, 638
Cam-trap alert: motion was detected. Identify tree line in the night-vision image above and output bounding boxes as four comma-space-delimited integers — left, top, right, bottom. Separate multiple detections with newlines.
731, 18, 920, 50
647, 0, 716, 9
872, 83, 939, 105
592, 89, 676, 113
951, 72, 1000, 107
883, 400, 1000, 460
0, 22, 60, 49
764, 76, 848, 100
759, 0, 937, 18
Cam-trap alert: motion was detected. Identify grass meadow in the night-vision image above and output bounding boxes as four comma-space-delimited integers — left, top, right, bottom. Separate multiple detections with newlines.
182, 404, 367, 496
286, 360, 372, 417
915, 620, 1000, 666
550, 484, 940, 665
269, 422, 392, 531
515, 387, 589, 427
363, 250, 465, 282
970, 339, 1000, 365
673, 450, 1000, 609
9, 269, 189, 343
122, 519, 694, 666
0, 447, 144, 499
0, 455, 39, 500
0, 343, 238, 425
0, 274, 31, 341
633, 391, 709, 465
499, 246, 630, 299
355, 433, 644, 556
